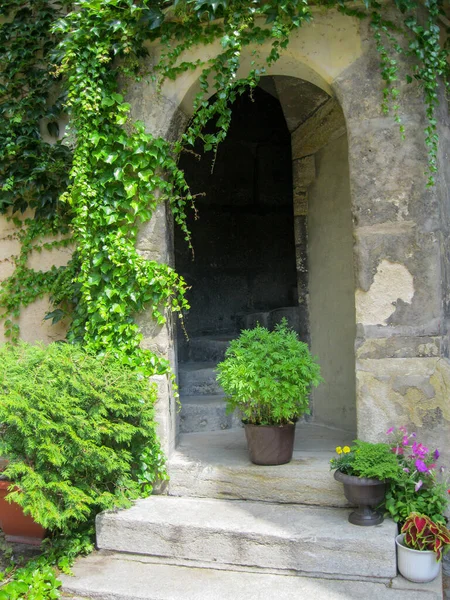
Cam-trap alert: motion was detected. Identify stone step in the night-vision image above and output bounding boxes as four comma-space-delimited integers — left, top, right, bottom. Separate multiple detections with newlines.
60, 551, 443, 600
188, 335, 234, 363
180, 395, 242, 433
240, 306, 301, 333
168, 424, 351, 507
96, 496, 397, 580
178, 362, 222, 396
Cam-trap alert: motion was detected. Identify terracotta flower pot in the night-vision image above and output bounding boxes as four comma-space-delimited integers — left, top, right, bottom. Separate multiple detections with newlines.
396, 533, 441, 583
0, 480, 46, 545
334, 470, 386, 526
244, 423, 296, 465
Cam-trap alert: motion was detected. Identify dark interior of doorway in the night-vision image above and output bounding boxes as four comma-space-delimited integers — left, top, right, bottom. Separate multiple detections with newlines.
175, 85, 302, 360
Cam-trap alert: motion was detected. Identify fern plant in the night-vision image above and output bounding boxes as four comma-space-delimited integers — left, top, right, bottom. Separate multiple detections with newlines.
216, 320, 322, 426
0, 342, 166, 534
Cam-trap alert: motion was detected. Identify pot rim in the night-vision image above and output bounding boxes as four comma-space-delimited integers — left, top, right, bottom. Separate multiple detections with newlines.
334, 469, 386, 486
396, 533, 439, 557
243, 422, 297, 429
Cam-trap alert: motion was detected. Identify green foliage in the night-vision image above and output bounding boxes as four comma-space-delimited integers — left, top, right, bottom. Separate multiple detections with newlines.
0, 1, 72, 217
0, 342, 167, 533
385, 473, 448, 525
330, 440, 401, 480
216, 320, 322, 425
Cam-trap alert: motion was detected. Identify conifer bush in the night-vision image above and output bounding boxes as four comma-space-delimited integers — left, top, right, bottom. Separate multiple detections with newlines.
0, 342, 166, 533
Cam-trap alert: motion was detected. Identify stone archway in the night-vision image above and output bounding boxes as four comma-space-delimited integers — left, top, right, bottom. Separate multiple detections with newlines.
174, 75, 356, 436
129, 9, 450, 467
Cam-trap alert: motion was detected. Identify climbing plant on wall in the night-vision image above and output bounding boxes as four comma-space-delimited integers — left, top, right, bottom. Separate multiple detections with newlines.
0, 0, 449, 374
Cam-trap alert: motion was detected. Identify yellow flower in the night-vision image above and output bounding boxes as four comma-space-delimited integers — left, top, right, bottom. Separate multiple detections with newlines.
336, 446, 343, 454
343, 446, 351, 454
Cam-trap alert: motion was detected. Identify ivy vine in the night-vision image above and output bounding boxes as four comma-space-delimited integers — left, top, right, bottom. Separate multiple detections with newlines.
0, 0, 449, 370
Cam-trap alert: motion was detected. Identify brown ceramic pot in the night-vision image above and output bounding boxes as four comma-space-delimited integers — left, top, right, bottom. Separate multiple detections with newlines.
334, 470, 386, 526
0, 480, 46, 545
244, 423, 296, 465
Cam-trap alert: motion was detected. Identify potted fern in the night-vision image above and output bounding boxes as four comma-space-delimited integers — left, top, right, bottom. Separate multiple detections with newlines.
330, 441, 401, 526
396, 513, 450, 582
216, 320, 321, 465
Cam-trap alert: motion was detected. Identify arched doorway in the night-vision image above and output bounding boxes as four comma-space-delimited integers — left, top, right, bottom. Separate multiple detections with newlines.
174, 75, 356, 436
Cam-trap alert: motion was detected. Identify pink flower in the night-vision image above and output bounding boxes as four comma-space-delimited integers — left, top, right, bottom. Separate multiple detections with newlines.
415, 480, 423, 491
386, 427, 395, 435
412, 442, 428, 458
402, 436, 409, 446
403, 468, 410, 473
399, 426, 407, 433
392, 446, 404, 455
415, 459, 429, 473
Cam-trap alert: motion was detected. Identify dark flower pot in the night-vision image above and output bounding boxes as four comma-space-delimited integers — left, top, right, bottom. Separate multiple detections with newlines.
244, 423, 296, 465
334, 470, 386, 526
0, 480, 46, 545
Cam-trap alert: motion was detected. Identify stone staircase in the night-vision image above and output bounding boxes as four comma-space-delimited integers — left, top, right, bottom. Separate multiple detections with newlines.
60, 326, 444, 599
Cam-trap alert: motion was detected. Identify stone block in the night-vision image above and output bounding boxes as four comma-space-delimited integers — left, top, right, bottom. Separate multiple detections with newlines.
168, 426, 349, 507
291, 98, 346, 160
61, 551, 442, 600
179, 395, 242, 433
354, 226, 443, 333
96, 495, 397, 579
293, 156, 316, 190
356, 356, 450, 472
293, 191, 308, 216
178, 362, 222, 396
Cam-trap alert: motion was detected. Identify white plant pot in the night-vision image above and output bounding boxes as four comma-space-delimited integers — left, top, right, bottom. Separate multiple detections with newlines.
396, 533, 441, 583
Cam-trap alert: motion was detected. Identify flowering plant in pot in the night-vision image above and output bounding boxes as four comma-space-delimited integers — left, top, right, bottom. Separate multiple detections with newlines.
330, 441, 401, 526
216, 319, 322, 465
396, 512, 450, 582
385, 426, 449, 525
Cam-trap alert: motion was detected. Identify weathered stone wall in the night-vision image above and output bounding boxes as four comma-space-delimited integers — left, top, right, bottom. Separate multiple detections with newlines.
334, 16, 450, 464
307, 134, 357, 433
2, 6, 449, 462
0, 213, 72, 345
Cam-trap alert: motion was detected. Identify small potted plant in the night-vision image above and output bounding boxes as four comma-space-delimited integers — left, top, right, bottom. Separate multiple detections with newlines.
216, 319, 322, 465
396, 512, 450, 582
330, 441, 401, 526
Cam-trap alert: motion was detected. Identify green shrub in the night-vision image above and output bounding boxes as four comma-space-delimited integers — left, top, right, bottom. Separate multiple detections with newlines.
216, 320, 322, 425
0, 342, 166, 534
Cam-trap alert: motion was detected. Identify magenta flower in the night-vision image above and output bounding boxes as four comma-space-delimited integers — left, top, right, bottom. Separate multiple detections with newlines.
415, 459, 428, 473
433, 449, 440, 460
386, 427, 395, 435
415, 480, 423, 492
412, 442, 428, 458
402, 436, 409, 446
399, 426, 407, 433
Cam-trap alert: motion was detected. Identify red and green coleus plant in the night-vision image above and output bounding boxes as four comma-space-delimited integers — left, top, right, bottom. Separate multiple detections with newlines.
401, 513, 450, 561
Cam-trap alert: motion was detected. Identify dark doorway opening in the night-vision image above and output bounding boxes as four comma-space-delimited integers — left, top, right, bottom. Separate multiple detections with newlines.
175, 85, 300, 358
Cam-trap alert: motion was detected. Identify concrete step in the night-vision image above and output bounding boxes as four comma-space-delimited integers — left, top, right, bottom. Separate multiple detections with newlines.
188, 335, 234, 362
61, 551, 443, 599
168, 424, 351, 507
96, 496, 397, 580
240, 306, 301, 333
180, 395, 242, 433
178, 362, 222, 396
